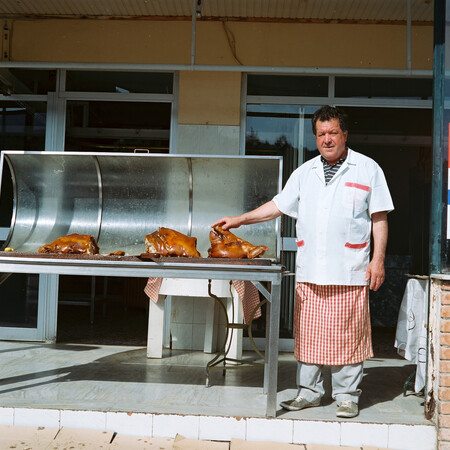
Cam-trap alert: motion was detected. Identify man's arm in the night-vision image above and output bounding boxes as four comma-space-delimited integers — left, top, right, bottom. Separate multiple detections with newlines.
212, 200, 282, 230
366, 210, 388, 291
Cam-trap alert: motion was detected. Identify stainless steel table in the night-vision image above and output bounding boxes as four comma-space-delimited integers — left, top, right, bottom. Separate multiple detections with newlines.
0, 255, 285, 417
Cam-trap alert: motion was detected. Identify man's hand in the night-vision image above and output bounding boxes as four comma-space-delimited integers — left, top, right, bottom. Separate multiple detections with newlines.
366, 258, 385, 291
211, 201, 282, 231
211, 216, 242, 231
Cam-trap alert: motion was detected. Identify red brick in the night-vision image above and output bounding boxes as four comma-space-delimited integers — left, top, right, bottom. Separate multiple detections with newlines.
440, 402, 450, 415
442, 335, 450, 346
443, 283, 450, 291
442, 375, 450, 387
440, 388, 450, 401
441, 415, 450, 427
441, 348, 450, 360
439, 442, 450, 450
441, 362, 450, 373
440, 428, 450, 441
442, 321, 450, 333
443, 306, 450, 318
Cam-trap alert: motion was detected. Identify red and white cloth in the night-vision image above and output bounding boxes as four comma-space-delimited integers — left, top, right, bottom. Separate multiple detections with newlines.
144, 278, 261, 325
294, 282, 372, 365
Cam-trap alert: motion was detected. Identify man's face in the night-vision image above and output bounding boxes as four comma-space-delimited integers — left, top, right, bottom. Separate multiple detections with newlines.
315, 118, 348, 165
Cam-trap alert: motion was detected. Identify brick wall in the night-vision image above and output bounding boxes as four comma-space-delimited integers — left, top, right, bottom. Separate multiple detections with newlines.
438, 282, 450, 448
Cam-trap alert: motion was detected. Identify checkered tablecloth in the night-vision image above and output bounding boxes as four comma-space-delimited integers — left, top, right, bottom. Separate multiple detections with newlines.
144, 278, 261, 324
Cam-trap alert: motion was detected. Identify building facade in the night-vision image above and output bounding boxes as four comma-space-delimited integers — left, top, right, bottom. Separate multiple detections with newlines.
1, 0, 449, 448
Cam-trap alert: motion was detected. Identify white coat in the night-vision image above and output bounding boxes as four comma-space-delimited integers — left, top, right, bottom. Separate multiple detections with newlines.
273, 148, 394, 286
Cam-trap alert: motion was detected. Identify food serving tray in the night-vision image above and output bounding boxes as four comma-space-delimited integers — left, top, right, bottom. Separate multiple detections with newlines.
0, 252, 272, 266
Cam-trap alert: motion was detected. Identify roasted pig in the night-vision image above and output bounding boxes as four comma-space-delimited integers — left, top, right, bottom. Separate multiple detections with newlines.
208, 226, 268, 259
38, 233, 100, 255
144, 227, 201, 258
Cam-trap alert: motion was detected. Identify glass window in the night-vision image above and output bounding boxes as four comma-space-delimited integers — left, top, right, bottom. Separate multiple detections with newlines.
247, 75, 328, 97
342, 106, 432, 325
246, 104, 318, 240
0, 273, 38, 328
246, 100, 433, 334
0, 69, 56, 95
335, 77, 432, 100
65, 100, 171, 153
0, 101, 46, 150
66, 71, 173, 94
0, 100, 45, 331
0, 101, 46, 228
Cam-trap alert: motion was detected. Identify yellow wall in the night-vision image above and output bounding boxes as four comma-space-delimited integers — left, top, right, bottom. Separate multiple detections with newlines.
196, 22, 432, 70
10, 19, 433, 70
10, 20, 192, 64
178, 71, 241, 125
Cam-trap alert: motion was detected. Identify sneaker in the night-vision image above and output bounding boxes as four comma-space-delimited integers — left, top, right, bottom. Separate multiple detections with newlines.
336, 400, 359, 418
280, 395, 321, 411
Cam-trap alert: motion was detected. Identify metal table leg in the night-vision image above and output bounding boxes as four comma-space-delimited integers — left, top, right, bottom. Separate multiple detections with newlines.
265, 279, 281, 417
205, 279, 266, 388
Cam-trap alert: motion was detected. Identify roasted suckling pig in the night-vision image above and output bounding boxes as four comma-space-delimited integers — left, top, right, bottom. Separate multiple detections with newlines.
144, 227, 201, 258
208, 226, 268, 259
38, 233, 100, 255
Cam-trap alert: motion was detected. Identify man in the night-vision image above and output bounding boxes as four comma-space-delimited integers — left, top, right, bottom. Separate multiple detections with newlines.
212, 105, 393, 418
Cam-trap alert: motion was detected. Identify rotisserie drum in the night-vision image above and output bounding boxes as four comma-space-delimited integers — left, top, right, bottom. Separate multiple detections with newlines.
208, 226, 268, 259
144, 227, 201, 258
38, 233, 100, 255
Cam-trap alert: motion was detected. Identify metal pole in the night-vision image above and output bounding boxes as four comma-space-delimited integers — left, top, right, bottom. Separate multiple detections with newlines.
430, 0, 446, 273
406, 0, 412, 71
0, 60, 432, 77
190, 0, 197, 66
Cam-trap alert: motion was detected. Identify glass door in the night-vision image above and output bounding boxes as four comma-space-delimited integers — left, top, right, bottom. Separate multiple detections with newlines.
0, 99, 55, 340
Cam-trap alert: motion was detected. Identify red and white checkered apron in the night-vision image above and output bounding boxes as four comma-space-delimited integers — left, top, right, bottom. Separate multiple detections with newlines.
294, 282, 373, 365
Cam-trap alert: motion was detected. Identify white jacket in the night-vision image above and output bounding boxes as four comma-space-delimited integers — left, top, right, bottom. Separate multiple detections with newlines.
273, 149, 394, 285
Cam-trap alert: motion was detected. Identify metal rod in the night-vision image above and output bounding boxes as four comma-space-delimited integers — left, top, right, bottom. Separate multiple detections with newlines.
407, 0, 412, 71
187, 157, 193, 236
93, 156, 103, 245
190, 0, 197, 66
0, 61, 432, 77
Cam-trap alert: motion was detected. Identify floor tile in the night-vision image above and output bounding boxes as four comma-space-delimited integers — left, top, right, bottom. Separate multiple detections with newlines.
293, 420, 340, 446
106, 411, 152, 436
388, 423, 437, 450
199, 415, 246, 441
246, 417, 293, 443
153, 414, 200, 439
341, 422, 388, 448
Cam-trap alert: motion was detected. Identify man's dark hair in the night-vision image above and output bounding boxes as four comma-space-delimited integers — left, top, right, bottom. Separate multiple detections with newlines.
312, 106, 349, 135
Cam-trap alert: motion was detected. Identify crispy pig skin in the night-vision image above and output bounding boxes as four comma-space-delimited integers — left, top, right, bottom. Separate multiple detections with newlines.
38, 233, 100, 255
144, 227, 201, 258
208, 226, 268, 259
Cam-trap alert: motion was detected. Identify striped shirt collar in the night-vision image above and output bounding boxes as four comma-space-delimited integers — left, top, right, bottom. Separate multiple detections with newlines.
321, 153, 347, 184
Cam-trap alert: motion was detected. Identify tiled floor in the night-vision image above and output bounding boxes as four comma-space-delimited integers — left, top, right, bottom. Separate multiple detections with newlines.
0, 297, 437, 449
0, 340, 437, 449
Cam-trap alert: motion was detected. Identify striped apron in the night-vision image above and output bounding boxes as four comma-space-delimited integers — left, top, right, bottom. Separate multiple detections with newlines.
294, 282, 373, 365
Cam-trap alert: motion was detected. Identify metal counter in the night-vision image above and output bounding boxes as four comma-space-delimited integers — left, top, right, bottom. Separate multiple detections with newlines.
0, 254, 285, 418
0, 151, 285, 417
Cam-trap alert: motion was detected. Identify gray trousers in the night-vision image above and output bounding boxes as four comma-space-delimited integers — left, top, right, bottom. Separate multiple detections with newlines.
296, 361, 364, 405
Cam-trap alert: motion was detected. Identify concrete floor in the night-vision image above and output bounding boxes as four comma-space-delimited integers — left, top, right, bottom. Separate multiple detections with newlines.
0, 341, 426, 423
0, 299, 436, 448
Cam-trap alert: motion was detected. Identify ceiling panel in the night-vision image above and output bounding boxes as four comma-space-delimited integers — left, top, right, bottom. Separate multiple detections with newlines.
0, 0, 434, 22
